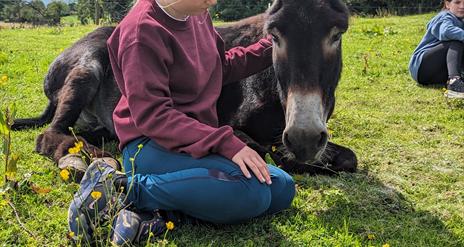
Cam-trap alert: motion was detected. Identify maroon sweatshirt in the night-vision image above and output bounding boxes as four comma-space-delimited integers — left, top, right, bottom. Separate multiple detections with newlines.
107, 0, 272, 160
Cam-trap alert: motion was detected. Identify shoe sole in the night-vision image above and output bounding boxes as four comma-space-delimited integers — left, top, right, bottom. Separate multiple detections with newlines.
58, 154, 88, 183
445, 90, 464, 99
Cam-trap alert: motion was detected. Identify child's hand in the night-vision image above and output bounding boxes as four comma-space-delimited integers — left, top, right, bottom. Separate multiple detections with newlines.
232, 146, 272, 185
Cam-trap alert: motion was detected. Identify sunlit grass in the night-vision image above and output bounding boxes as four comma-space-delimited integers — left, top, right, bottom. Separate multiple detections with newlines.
0, 13, 463, 246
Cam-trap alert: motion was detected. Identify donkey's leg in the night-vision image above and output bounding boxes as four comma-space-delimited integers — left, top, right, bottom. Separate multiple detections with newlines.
36, 67, 103, 161
320, 141, 357, 173
36, 130, 112, 162
233, 130, 270, 157
272, 149, 336, 175
79, 128, 115, 147
48, 67, 100, 133
233, 130, 291, 170
269, 142, 357, 175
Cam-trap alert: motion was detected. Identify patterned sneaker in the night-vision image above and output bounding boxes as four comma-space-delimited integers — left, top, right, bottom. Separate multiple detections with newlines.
445, 77, 464, 99
67, 160, 127, 244
58, 155, 121, 183
58, 154, 88, 183
110, 209, 167, 246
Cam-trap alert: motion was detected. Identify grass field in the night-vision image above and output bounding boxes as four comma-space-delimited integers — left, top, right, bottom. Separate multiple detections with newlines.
1, 13, 464, 246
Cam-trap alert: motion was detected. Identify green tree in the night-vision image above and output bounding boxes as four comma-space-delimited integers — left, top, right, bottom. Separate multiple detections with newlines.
344, 0, 442, 15
27, 0, 47, 25
46, 0, 69, 25
1, 0, 24, 22
68, 2, 77, 15
102, 0, 132, 23
211, 0, 271, 21
77, 0, 94, 24
77, 0, 133, 24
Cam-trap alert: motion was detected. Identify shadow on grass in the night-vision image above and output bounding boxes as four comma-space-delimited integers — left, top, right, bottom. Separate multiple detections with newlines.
162, 171, 462, 246
416, 83, 445, 89
294, 170, 463, 246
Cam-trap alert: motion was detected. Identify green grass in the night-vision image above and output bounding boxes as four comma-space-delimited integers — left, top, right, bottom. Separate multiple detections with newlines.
61, 15, 82, 26
1, 13, 464, 246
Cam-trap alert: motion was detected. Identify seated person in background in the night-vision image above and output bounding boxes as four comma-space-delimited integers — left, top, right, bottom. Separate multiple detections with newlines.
409, 0, 464, 98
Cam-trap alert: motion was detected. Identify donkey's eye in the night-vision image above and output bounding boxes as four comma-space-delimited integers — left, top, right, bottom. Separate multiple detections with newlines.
271, 33, 280, 45
332, 32, 342, 43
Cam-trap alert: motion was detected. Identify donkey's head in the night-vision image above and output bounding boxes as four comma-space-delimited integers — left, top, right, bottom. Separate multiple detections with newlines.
265, 0, 349, 163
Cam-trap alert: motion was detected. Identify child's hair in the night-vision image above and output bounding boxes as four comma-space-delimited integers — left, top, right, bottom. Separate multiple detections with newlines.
443, 0, 452, 10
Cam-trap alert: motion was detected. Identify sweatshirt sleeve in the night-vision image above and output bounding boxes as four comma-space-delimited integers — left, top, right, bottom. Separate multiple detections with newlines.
119, 41, 245, 159
216, 33, 273, 85
431, 15, 464, 42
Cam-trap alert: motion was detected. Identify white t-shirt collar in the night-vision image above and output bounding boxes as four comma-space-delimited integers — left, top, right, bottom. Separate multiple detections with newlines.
155, 0, 190, 22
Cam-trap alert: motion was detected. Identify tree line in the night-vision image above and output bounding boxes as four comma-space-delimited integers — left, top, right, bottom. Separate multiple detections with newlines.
0, 0, 71, 25
0, 0, 447, 25
212, 0, 445, 21
0, 0, 134, 25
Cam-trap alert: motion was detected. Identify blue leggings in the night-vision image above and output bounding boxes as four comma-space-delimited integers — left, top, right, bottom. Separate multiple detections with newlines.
122, 137, 295, 224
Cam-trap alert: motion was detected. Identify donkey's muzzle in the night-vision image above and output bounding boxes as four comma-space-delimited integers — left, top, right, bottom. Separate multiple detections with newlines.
283, 127, 328, 163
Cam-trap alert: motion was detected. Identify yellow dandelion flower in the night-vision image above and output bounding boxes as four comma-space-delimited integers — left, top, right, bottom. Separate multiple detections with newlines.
271, 146, 277, 152
60, 169, 70, 181
91, 191, 102, 200
68, 147, 79, 154
382, 244, 390, 247
328, 129, 334, 137
75, 141, 84, 149
166, 221, 174, 230
68, 231, 75, 238
137, 144, 144, 149
1, 75, 7, 82
0, 200, 8, 207
367, 234, 375, 240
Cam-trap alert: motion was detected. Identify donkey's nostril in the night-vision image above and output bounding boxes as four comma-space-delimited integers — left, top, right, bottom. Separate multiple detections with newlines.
318, 131, 328, 149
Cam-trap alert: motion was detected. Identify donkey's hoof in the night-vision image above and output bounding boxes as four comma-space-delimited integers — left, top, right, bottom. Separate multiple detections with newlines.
330, 149, 357, 173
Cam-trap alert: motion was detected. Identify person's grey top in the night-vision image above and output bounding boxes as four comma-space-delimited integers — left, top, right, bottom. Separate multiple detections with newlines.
409, 10, 464, 82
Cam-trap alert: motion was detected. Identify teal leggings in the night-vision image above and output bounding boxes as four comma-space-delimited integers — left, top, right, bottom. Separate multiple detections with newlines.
122, 137, 295, 224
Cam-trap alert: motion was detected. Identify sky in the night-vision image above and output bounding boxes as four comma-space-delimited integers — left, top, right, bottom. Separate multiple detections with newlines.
40, 0, 75, 5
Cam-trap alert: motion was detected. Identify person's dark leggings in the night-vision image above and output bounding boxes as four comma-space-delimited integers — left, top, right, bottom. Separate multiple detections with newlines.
418, 41, 464, 85
122, 137, 295, 224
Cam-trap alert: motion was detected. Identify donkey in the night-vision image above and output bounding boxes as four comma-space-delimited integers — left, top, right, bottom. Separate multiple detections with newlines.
12, 0, 357, 174
216, 0, 357, 173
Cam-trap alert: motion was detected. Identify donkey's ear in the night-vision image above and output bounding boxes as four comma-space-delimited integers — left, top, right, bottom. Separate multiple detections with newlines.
268, 0, 283, 15
329, 0, 349, 14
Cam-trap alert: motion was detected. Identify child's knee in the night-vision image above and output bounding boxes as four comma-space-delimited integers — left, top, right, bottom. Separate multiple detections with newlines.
271, 167, 295, 194
213, 181, 271, 224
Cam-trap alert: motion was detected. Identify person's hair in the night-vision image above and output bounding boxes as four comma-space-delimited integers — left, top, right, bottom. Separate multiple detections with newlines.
443, 0, 452, 10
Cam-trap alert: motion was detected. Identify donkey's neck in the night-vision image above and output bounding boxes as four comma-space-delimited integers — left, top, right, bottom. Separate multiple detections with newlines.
215, 13, 266, 49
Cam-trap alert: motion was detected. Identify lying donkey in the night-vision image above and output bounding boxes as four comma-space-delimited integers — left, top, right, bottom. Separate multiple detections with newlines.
13, 0, 357, 175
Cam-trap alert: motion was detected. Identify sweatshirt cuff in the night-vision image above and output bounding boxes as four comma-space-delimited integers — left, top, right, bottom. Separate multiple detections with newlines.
217, 135, 246, 160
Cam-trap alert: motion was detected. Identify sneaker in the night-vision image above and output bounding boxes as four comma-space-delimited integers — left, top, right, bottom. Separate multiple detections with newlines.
110, 209, 167, 246
67, 160, 127, 244
58, 155, 121, 183
445, 77, 464, 99
58, 154, 88, 183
